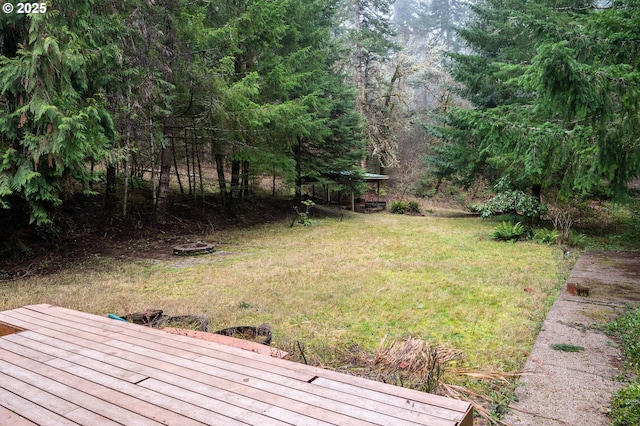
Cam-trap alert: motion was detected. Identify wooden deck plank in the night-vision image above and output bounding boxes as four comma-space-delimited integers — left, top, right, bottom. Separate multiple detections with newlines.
0, 387, 78, 426
44, 306, 469, 417
44, 359, 240, 426
62, 408, 122, 426
0, 305, 473, 426
0, 333, 147, 384
106, 340, 429, 426
93, 330, 455, 425
6, 306, 460, 424
0, 368, 79, 416
3, 319, 366, 425
7, 307, 380, 425
108, 339, 383, 426
310, 377, 463, 421
25, 303, 467, 423
1, 333, 219, 425
24, 305, 316, 382
0, 310, 113, 345
0, 312, 46, 334
135, 378, 290, 426
161, 327, 289, 358
4, 330, 301, 422
0, 347, 166, 426
0, 404, 38, 426
0, 333, 56, 363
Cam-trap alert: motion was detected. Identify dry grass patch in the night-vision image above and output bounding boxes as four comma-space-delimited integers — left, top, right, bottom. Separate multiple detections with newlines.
0, 212, 569, 373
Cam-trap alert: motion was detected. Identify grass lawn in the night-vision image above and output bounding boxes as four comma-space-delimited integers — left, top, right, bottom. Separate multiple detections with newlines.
0, 211, 570, 373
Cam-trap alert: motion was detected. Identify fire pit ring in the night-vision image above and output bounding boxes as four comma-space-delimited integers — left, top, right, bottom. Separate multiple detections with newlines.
173, 241, 215, 256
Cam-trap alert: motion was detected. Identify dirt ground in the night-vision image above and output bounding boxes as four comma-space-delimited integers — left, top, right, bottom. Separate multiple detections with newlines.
0, 192, 299, 280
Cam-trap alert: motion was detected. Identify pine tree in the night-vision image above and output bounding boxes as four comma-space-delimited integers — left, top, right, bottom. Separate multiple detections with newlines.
395, 0, 471, 50
429, 0, 640, 200
198, 0, 365, 203
0, 1, 123, 224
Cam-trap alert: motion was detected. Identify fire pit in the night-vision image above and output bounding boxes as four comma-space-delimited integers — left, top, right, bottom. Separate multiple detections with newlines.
172, 241, 215, 256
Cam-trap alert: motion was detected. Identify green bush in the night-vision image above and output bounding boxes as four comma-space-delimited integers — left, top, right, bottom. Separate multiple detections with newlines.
471, 179, 546, 221
407, 201, 420, 213
296, 200, 315, 226
567, 230, 587, 248
391, 201, 408, 214
607, 307, 640, 369
491, 221, 525, 241
533, 228, 560, 245
607, 307, 640, 425
611, 384, 640, 426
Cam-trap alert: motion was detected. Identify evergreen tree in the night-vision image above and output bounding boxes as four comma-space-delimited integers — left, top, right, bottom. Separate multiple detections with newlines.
0, 1, 123, 224
429, 0, 640, 201
0, 0, 368, 228
394, 0, 471, 50
202, 0, 365, 203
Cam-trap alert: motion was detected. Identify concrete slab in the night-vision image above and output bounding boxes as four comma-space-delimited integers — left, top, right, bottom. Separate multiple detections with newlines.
504, 252, 640, 426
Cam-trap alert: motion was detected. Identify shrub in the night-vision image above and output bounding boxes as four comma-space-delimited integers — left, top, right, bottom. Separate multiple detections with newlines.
391, 201, 408, 214
607, 307, 640, 426
567, 230, 587, 248
607, 307, 640, 369
294, 200, 315, 226
471, 179, 546, 221
407, 201, 420, 213
611, 384, 640, 426
491, 221, 525, 241
533, 228, 560, 245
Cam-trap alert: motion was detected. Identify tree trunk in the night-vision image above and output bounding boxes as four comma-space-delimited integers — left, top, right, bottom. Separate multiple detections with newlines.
185, 139, 192, 194
231, 159, 240, 200
156, 130, 173, 222
215, 153, 228, 205
196, 142, 204, 195
172, 141, 183, 194
123, 136, 132, 218
149, 120, 157, 209
272, 171, 277, 198
295, 138, 302, 203
355, 0, 364, 116
241, 160, 250, 200
105, 164, 117, 213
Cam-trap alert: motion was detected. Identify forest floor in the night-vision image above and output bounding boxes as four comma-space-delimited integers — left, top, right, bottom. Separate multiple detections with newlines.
0, 193, 298, 280
0, 189, 473, 280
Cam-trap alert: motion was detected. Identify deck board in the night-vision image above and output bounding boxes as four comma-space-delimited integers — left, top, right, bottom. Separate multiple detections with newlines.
0, 386, 78, 426
0, 305, 473, 425
0, 404, 38, 426
3, 326, 349, 425
24, 305, 316, 382
2, 308, 381, 424
22, 304, 469, 417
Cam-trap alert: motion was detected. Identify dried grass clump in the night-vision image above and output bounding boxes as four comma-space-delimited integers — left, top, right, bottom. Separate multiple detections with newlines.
373, 336, 462, 394
305, 336, 522, 426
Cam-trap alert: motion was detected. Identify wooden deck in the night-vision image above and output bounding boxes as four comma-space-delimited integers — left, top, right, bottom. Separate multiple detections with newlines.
0, 305, 473, 425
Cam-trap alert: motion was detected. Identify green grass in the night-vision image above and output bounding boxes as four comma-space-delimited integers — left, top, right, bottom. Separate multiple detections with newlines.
0, 212, 569, 372
550, 343, 584, 352
607, 307, 640, 425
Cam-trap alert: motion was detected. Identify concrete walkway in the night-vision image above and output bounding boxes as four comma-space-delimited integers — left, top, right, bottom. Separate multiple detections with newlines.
504, 252, 640, 426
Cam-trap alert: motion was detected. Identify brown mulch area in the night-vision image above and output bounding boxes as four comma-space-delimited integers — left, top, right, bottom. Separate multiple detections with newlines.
0, 192, 300, 280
